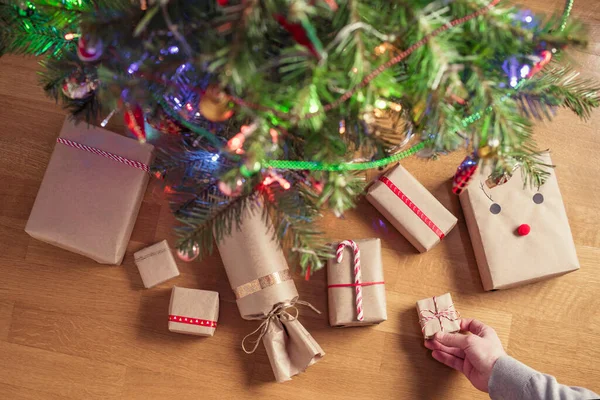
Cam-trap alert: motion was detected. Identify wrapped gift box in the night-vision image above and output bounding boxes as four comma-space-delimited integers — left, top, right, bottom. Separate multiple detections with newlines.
459, 153, 579, 290
134, 240, 180, 288
327, 238, 387, 327
366, 164, 457, 252
416, 293, 460, 339
25, 117, 153, 264
168, 287, 219, 337
217, 202, 324, 382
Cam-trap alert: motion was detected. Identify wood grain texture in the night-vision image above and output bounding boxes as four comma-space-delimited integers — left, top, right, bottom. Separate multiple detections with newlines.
0, 1, 599, 397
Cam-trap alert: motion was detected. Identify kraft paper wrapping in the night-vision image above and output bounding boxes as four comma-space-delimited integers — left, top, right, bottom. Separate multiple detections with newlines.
134, 240, 180, 288
366, 164, 457, 252
168, 287, 219, 337
327, 238, 387, 327
459, 153, 579, 291
25, 117, 153, 265
216, 204, 298, 318
416, 293, 460, 339
262, 314, 325, 383
217, 203, 324, 382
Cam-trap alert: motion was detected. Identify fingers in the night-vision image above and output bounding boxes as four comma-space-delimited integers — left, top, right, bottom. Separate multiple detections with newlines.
460, 318, 487, 336
431, 350, 464, 372
424, 339, 465, 359
434, 331, 472, 350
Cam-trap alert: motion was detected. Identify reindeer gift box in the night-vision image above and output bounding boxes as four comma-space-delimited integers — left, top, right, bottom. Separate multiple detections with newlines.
458, 153, 580, 291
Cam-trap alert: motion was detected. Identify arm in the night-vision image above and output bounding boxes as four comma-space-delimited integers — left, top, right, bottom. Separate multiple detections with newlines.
489, 355, 599, 400
424, 319, 599, 399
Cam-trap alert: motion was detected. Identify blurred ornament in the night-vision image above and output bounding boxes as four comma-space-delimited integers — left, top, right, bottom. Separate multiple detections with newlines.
477, 145, 497, 159
274, 14, 322, 59
528, 50, 552, 78
61, 76, 97, 99
199, 85, 233, 122
218, 179, 243, 197
452, 153, 479, 195
124, 105, 146, 143
77, 35, 103, 62
146, 107, 183, 135
502, 56, 519, 88
217, 0, 228, 5
177, 243, 200, 262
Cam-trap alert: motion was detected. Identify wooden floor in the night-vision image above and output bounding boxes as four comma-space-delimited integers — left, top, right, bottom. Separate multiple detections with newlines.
1, 2, 600, 398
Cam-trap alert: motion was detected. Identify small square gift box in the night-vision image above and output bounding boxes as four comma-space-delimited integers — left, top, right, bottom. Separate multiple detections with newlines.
366, 164, 457, 252
416, 293, 460, 339
168, 287, 219, 337
25, 117, 153, 264
458, 153, 579, 290
134, 240, 180, 288
327, 238, 387, 327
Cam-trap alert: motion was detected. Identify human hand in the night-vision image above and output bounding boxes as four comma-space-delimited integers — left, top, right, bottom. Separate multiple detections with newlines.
424, 318, 506, 392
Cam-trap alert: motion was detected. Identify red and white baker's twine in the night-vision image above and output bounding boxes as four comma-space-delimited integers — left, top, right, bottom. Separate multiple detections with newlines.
56, 137, 150, 173
336, 240, 364, 321
379, 176, 445, 240
418, 296, 460, 334
169, 315, 217, 328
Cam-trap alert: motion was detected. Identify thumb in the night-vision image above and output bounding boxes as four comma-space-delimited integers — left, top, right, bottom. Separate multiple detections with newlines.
434, 331, 472, 350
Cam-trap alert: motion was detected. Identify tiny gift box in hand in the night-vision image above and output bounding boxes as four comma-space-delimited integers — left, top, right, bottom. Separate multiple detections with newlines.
327, 238, 387, 327
168, 287, 219, 337
25, 117, 153, 264
366, 164, 457, 252
134, 240, 180, 288
459, 153, 579, 290
416, 293, 460, 339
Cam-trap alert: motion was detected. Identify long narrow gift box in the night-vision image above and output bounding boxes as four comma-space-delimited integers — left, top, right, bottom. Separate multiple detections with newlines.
459, 153, 579, 290
327, 238, 387, 327
366, 164, 457, 252
25, 117, 153, 264
216, 202, 324, 382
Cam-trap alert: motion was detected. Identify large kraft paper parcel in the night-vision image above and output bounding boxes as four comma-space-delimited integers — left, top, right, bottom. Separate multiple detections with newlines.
216, 203, 324, 382
25, 117, 153, 264
459, 153, 579, 290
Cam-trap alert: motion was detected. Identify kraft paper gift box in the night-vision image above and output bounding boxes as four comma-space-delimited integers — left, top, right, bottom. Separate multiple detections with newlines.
366, 164, 457, 253
217, 202, 324, 382
327, 238, 387, 327
134, 240, 180, 288
25, 117, 153, 265
168, 287, 219, 337
416, 293, 460, 339
459, 153, 579, 290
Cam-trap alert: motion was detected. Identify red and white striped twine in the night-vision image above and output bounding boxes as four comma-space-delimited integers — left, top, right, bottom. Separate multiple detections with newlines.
57, 137, 150, 173
336, 240, 364, 321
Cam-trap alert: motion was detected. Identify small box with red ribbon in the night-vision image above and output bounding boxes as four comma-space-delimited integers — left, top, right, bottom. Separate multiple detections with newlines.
416, 293, 460, 339
168, 287, 219, 337
366, 164, 457, 253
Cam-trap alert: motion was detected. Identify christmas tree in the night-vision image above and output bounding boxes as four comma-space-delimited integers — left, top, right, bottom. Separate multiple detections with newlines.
1, 0, 598, 274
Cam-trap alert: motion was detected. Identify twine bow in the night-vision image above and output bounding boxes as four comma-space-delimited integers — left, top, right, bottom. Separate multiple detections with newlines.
241, 298, 321, 354
418, 296, 460, 334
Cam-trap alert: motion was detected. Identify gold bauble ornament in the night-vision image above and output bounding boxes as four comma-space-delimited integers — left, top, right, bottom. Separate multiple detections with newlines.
199, 85, 234, 122
477, 145, 497, 159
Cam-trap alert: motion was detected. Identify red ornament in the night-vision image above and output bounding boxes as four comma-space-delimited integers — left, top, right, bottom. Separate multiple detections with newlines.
452, 154, 479, 195
124, 105, 146, 143
527, 50, 552, 78
217, 0, 228, 5
517, 224, 531, 237
77, 36, 103, 62
177, 243, 200, 262
274, 14, 320, 58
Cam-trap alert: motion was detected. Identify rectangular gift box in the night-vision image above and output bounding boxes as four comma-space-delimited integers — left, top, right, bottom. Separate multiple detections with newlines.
327, 238, 387, 327
134, 240, 180, 288
25, 117, 153, 265
217, 202, 324, 382
459, 153, 579, 290
416, 293, 460, 339
366, 164, 457, 252
168, 287, 219, 337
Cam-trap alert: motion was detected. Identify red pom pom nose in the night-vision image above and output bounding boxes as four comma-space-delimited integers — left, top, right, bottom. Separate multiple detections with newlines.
517, 224, 531, 236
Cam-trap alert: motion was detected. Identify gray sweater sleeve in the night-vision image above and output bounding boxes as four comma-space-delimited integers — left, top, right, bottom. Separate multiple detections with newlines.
488, 356, 599, 400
